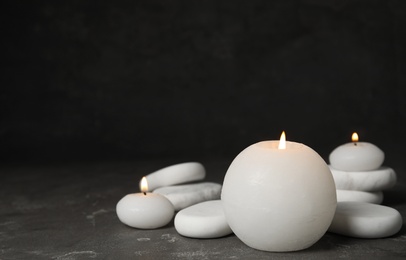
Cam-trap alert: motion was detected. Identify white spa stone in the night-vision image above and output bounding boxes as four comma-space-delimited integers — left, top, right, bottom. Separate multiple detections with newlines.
143, 162, 206, 191
174, 200, 232, 238
116, 192, 174, 229
328, 201, 402, 238
153, 182, 222, 211
330, 166, 397, 191
329, 142, 384, 171
336, 190, 383, 204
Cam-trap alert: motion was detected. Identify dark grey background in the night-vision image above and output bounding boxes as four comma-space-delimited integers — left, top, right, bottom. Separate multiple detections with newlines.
2, 0, 406, 163
1, 2, 406, 259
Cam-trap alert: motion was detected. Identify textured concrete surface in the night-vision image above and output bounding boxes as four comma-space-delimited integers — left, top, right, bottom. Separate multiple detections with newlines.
1, 159, 405, 259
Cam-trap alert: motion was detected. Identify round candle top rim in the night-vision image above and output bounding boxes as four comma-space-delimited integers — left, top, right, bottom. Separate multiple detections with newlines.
335, 141, 384, 151
255, 140, 304, 150
342, 141, 376, 146
128, 192, 164, 197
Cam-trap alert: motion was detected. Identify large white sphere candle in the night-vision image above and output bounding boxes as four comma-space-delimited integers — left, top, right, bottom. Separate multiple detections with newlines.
222, 132, 337, 252
116, 177, 174, 229
329, 132, 384, 171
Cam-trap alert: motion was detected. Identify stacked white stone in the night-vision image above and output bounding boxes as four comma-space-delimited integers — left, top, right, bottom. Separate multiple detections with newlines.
144, 162, 232, 238
330, 166, 397, 204
327, 142, 402, 238
145, 162, 222, 211
328, 144, 396, 204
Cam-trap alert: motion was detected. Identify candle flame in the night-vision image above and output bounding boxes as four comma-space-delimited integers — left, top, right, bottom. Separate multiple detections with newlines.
140, 177, 148, 193
352, 132, 359, 143
278, 131, 286, 150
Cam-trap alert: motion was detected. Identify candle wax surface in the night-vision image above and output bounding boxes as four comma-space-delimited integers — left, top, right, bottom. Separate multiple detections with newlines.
116, 192, 174, 229
329, 142, 384, 171
222, 140, 337, 252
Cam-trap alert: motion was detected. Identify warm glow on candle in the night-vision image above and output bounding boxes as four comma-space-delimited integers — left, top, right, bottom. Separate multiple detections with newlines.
352, 132, 359, 143
278, 131, 286, 150
140, 177, 148, 194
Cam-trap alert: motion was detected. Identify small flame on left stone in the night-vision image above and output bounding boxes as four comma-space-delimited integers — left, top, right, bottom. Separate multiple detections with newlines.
140, 177, 148, 194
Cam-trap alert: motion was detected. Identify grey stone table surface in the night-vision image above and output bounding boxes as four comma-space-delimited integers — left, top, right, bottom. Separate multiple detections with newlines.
1, 158, 405, 260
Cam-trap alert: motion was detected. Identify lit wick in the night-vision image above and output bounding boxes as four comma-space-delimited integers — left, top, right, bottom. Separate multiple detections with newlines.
140, 176, 148, 195
278, 131, 286, 150
352, 132, 359, 146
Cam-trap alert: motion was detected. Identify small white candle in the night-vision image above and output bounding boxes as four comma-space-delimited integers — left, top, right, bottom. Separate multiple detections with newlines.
222, 132, 337, 252
329, 132, 384, 171
116, 177, 174, 229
